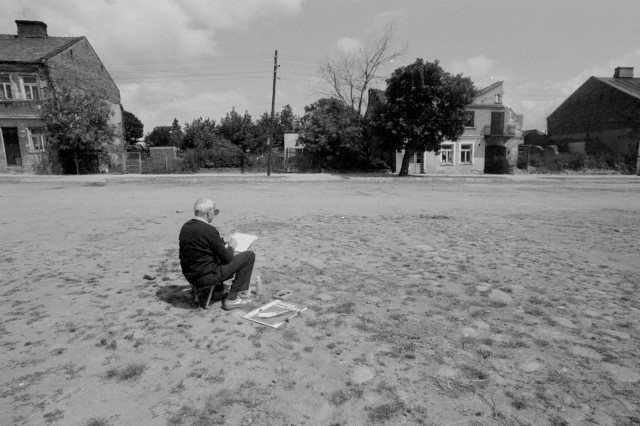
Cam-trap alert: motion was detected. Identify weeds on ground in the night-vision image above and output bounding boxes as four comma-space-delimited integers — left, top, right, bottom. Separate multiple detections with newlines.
105, 363, 147, 381
83, 418, 111, 426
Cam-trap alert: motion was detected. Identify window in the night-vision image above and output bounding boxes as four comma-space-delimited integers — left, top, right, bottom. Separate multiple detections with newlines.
22, 76, 39, 100
495, 93, 502, 104
463, 111, 475, 127
460, 144, 472, 163
441, 144, 453, 164
1, 74, 12, 100
29, 128, 46, 151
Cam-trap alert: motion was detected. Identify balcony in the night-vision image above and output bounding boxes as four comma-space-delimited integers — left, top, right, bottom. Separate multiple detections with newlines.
482, 124, 519, 138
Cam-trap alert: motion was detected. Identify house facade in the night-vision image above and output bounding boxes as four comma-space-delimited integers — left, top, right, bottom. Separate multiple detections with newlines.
402, 81, 523, 174
0, 20, 123, 173
547, 67, 640, 162
369, 82, 523, 174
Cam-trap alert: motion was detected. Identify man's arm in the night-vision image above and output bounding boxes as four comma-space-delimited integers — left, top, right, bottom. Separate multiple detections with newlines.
208, 227, 235, 265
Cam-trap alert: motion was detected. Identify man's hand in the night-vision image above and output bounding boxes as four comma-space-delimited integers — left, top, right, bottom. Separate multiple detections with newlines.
228, 238, 238, 250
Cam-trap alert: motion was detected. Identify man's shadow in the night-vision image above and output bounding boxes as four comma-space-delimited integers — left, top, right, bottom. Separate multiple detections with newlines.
156, 284, 223, 310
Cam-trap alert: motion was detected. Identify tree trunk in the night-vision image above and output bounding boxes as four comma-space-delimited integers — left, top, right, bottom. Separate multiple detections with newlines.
636, 138, 640, 176
74, 150, 79, 175
398, 148, 413, 176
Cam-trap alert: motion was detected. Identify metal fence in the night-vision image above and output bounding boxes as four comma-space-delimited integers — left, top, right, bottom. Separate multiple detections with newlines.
273, 148, 321, 173
123, 152, 142, 174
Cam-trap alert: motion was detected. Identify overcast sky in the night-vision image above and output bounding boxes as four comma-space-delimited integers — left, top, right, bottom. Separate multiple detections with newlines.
3, 0, 640, 134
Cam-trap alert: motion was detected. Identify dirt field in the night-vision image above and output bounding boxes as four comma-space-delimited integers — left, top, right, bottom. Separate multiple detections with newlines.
1, 174, 639, 426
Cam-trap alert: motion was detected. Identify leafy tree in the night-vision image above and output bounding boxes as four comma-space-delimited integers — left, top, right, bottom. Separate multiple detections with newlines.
298, 98, 367, 170
247, 112, 272, 154
170, 118, 184, 148
279, 104, 299, 135
319, 23, 406, 118
145, 126, 172, 147
41, 86, 116, 174
145, 119, 184, 148
122, 108, 144, 144
218, 108, 254, 149
183, 117, 225, 149
375, 59, 475, 176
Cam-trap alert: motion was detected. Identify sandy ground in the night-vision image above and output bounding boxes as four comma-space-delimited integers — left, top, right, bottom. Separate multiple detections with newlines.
1, 174, 639, 426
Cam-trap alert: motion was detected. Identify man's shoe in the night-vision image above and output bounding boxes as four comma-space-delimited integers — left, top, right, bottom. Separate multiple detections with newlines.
238, 290, 252, 301
222, 296, 250, 311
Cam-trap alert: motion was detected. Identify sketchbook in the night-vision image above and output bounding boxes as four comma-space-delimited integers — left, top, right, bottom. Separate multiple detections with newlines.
242, 299, 307, 328
230, 232, 257, 253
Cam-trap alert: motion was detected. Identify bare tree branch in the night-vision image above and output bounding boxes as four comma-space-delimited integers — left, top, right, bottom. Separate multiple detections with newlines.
319, 23, 407, 117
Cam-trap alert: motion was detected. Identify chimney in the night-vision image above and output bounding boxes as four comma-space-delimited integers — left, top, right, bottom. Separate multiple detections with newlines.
614, 67, 634, 79
16, 20, 48, 38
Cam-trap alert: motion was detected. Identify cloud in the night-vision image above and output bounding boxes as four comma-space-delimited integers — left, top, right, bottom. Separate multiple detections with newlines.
1, 0, 306, 131
2, 0, 305, 63
335, 37, 362, 54
449, 56, 498, 80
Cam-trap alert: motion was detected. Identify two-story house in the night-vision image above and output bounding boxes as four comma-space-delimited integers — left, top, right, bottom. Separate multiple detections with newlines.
369, 81, 523, 174
0, 20, 122, 173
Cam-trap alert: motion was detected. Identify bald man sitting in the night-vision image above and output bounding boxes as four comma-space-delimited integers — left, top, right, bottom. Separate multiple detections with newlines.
179, 198, 255, 310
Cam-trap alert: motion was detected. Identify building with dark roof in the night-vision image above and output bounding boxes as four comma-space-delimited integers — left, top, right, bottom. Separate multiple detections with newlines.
547, 67, 640, 165
0, 20, 122, 172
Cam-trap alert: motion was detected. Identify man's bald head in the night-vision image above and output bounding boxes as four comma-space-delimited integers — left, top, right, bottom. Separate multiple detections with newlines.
194, 198, 215, 217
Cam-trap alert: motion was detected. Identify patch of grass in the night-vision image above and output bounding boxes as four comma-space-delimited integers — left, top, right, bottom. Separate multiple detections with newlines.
367, 401, 405, 423
524, 306, 544, 317
529, 296, 545, 305
105, 363, 147, 381
330, 301, 355, 314
533, 338, 550, 348
43, 409, 64, 424
549, 414, 569, 426
282, 329, 301, 342
505, 338, 529, 349
84, 417, 111, 426
505, 390, 528, 410
476, 348, 492, 359
461, 335, 475, 349
170, 379, 185, 394
462, 364, 489, 381
328, 389, 349, 405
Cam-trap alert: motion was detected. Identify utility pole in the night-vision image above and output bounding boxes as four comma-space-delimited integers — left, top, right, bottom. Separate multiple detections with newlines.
267, 49, 278, 176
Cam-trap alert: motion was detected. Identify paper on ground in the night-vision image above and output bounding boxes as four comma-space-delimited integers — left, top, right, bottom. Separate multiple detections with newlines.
242, 299, 307, 328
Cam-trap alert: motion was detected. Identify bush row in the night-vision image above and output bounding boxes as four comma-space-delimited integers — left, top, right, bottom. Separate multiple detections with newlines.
518, 150, 636, 174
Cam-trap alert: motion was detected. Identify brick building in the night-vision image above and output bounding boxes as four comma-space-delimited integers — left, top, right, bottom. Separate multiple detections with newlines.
0, 20, 122, 172
547, 67, 640, 161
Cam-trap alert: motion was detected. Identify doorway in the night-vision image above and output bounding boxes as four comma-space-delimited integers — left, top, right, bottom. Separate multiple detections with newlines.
1, 127, 22, 166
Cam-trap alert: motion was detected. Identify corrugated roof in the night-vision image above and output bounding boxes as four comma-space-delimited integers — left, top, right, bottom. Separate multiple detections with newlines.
597, 77, 640, 100
0, 34, 83, 63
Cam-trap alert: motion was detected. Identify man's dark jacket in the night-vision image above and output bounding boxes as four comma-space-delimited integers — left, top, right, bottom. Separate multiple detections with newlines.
179, 219, 234, 283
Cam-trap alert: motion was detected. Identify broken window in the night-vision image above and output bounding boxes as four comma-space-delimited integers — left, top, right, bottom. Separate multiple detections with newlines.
0, 74, 12, 100
441, 144, 454, 164
22, 76, 40, 100
0, 74, 41, 100
29, 128, 46, 151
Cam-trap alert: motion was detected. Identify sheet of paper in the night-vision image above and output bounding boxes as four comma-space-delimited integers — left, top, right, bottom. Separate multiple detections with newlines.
242, 300, 307, 328
231, 232, 257, 253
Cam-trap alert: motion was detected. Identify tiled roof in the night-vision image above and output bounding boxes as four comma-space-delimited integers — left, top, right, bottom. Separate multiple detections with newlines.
597, 77, 640, 100
475, 81, 503, 97
0, 34, 83, 63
